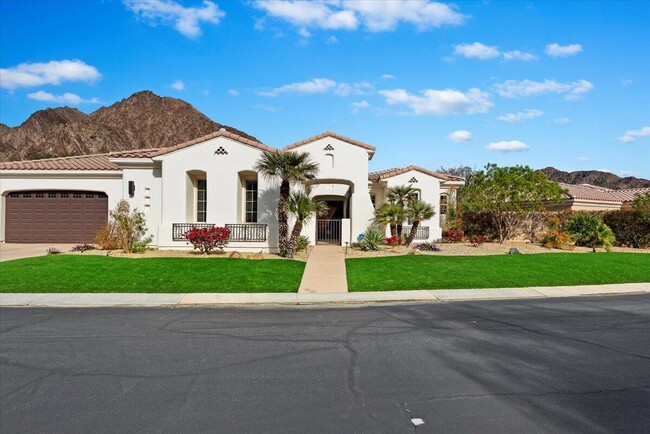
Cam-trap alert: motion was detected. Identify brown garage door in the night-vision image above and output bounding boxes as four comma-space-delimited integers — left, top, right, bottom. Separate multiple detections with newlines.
5, 191, 108, 243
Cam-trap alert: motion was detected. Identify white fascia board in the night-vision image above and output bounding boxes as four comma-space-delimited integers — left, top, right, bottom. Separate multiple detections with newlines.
108, 158, 156, 168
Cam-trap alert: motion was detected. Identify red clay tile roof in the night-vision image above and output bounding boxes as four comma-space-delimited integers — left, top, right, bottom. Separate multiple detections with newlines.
0, 153, 120, 171
609, 187, 650, 202
369, 165, 465, 182
148, 129, 275, 157
283, 131, 376, 152
558, 183, 622, 203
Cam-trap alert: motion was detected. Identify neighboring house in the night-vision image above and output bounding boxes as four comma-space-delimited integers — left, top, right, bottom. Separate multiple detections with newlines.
0, 131, 463, 250
549, 183, 650, 211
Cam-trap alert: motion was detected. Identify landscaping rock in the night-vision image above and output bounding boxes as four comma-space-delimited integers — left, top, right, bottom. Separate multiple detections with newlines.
508, 248, 523, 255
228, 251, 243, 259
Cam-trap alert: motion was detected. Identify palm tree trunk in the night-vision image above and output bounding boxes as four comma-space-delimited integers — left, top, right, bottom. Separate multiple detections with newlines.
286, 221, 303, 259
389, 224, 397, 237
405, 221, 419, 245
278, 180, 290, 256
396, 223, 403, 239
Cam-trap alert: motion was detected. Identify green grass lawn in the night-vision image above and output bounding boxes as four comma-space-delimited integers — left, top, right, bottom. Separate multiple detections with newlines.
346, 253, 650, 292
0, 255, 305, 293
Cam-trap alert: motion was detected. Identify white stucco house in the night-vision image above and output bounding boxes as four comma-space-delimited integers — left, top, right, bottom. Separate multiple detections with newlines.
0, 130, 464, 250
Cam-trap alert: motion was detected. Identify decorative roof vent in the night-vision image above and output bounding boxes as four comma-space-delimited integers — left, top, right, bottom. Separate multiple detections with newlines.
324, 144, 334, 151
219, 127, 227, 132
408, 177, 418, 183
214, 146, 228, 155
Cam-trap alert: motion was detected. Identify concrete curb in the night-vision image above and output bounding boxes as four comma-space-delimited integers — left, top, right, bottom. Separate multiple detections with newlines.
1, 283, 649, 307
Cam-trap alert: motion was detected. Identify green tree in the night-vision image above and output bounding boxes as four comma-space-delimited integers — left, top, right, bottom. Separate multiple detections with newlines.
438, 165, 478, 186
374, 203, 406, 237
404, 200, 435, 245
286, 193, 328, 258
633, 192, 650, 221
255, 151, 319, 257
462, 164, 566, 243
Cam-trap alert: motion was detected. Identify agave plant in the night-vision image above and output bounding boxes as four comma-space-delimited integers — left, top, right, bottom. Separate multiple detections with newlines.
255, 151, 319, 257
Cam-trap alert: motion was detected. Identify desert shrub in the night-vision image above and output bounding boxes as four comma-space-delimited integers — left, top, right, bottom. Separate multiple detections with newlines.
46, 247, 61, 255
461, 211, 500, 240
94, 222, 121, 250
602, 211, 650, 248
566, 214, 615, 251
295, 235, 310, 252
523, 211, 548, 243
71, 243, 95, 253
442, 229, 464, 243
413, 242, 442, 252
542, 216, 572, 250
96, 200, 152, 253
360, 227, 385, 251
184, 226, 230, 255
384, 235, 401, 247
469, 234, 486, 247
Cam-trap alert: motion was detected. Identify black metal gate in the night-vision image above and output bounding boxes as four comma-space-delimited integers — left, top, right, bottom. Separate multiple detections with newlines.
316, 219, 341, 245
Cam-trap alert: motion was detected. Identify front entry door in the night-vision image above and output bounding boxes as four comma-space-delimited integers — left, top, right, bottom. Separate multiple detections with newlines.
316, 200, 343, 244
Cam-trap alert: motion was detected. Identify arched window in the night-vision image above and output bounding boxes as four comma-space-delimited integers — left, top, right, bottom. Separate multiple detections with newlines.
325, 153, 334, 169
440, 194, 448, 215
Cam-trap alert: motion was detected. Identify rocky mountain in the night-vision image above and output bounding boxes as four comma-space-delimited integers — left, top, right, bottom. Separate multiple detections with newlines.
0, 91, 258, 162
540, 167, 650, 190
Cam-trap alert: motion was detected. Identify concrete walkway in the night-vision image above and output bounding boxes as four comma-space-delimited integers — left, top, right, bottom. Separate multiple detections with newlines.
0, 243, 76, 262
2, 283, 648, 307
298, 245, 348, 294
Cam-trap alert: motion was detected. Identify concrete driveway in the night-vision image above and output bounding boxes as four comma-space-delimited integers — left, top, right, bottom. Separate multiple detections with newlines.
0, 243, 75, 262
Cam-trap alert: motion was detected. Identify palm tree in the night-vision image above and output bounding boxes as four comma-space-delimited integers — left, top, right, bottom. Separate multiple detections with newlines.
286, 193, 329, 258
386, 185, 418, 238
404, 200, 435, 245
255, 151, 319, 257
373, 204, 405, 237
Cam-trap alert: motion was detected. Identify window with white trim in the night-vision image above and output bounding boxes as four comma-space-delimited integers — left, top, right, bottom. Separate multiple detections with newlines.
245, 180, 258, 223
440, 194, 448, 215
196, 179, 207, 222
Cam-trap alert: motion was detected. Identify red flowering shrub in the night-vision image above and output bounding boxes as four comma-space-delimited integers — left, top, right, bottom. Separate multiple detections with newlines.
184, 226, 230, 254
442, 229, 464, 243
384, 235, 401, 247
469, 234, 486, 247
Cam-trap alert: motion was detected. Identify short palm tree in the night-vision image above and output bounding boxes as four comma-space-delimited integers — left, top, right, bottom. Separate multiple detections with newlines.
255, 151, 319, 257
374, 204, 405, 238
386, 185, 417, 208
404, 200, 435, 245
286, 193, 328, 258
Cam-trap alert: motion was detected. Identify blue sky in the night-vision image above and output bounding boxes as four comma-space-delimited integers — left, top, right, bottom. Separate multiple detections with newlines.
1, 0, 649, 177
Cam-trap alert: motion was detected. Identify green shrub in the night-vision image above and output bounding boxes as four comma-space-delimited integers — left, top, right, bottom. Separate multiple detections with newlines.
295, 235, 310, 252
602, 211, 650, 248
566, 214, 615, 251
360, 227, 385, 251
460, 211, 499, 240
106, 200, 153, 253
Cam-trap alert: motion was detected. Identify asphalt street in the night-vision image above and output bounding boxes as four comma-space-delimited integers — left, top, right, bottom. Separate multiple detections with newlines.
1, 295, 649, 433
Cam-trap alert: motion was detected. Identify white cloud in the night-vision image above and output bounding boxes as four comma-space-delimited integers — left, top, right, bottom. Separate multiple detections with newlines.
254, 104, 281, 112
453, 42, 500, 60
170, 79, 185, 90
326, 35, 339, 44
228, 89, 239, 96
497, 109, 543, 123
554, 117, 571, 124
494, 79, 594, 100
124, 0, 224, 39
619, 170, 638, 177
447, 130, 472, 143
259, 78, 373, 97
545, 43, 582, 57
0, 59, 101, 90
27, 90, 99, 105
253, 0, 465, 33
379, 87, 492, 115
453, 42, 536, 61
351, 100, 370, 113
486, 140, 529, 152
502, 50, 537, 61
620, 79, 634, 87
617, 126, 650, 143
577, 156, 590, 161
381, 74, 396, 80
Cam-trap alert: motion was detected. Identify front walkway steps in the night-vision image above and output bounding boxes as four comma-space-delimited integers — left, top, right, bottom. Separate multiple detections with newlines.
298, 245, 348, 294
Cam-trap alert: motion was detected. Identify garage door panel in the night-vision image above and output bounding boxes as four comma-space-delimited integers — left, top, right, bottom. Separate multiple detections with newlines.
5, 191, 108, 243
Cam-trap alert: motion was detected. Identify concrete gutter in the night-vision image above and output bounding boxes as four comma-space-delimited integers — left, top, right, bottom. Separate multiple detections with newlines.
1, 283, 649, 307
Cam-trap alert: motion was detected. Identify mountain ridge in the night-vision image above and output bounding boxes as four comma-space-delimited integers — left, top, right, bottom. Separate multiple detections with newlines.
539, 167, 650, 190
